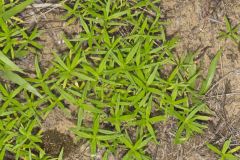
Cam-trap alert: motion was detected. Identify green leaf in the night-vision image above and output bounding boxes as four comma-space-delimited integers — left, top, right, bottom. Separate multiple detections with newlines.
97, 134, 122, 141
120, 136, 133, 149
224, 16, 232, 32
90, 139, 97, 157
168, 66, 179, 82
222, 139, 231, 154
105, 0, 111, 17
72, 71, 96, 81
146, 123, 156, 141
74, 131, 92, 139
2, 0, 34, 21
0, 70, 42, 97
149, 116, 165, 124
103, 28, 111, 46
146, 65, 158, 86
53, 52, 69, 71
224, 154, 238, 160
78, 103, 103, 114
229, 146, 240, 154
135, 136, 152, 150
80, 16, 90, 34
0, 147, 5, 160
93, 115, 100, 135
34, 56, 42, 78
58, 148, 64, 160
108, 10, 129, 20
125, 40, 141, 64
207, 143, 222, 155
200, 50, 221, 94
0, 51, 23, 73
56, 86, 102, 113
77, 108, 84, 128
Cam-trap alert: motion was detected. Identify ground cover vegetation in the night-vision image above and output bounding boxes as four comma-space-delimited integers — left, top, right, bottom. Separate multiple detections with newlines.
0, 0, 239, 159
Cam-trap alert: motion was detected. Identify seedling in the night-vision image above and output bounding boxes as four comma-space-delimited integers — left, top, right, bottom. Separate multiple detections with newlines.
219, 16, 240, 45
207, 139, 240, 160
72, 115, 122, 159
120, 132, 152, 160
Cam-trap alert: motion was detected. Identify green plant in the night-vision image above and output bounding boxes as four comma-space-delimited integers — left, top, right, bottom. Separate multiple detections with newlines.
0, 84, 49, 159
0, 1, 48, 159
207, 139, 240, 160
0, 0, 42, 58
72, 114, 121, 157
0, 51, 41, 97
0, 0, 42, 97
52, 41, 95, 88
1, 0, 34, 21
120, 133, 152, 160
219, 16, 240, 45
57, 0, 222, 159
0, 0, 223, 159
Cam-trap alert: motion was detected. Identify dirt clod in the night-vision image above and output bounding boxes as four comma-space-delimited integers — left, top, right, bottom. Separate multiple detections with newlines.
42, 129, 75, 158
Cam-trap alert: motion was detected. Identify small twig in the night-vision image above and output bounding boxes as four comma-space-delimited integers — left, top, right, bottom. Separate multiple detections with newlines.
128, 0, 157, 17
29, 2, 65, 51
208, 17, 224, 24
220, 81, 229, 129
33, 0, 67, 17
25, 1, 67, 22
40, 1, 67, 16
220, 51, 224, 77
27, 3, 62, 8
205, 92, 240, 99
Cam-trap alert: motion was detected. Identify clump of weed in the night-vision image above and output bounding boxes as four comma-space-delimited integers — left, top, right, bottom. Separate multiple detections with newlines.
219, 16, 240, 46
0, 1, 46, 159
0, 0, 223, 159
56, 0, 221, 159
207, 139, 240, 160
0, 0, 42, 58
